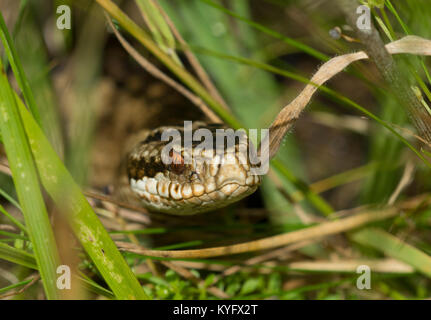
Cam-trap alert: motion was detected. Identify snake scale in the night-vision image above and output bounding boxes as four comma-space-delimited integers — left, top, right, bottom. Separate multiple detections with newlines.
126, 121, 261, 215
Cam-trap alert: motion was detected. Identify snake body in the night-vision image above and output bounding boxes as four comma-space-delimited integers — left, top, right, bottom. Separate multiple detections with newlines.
127, 122, 261, 215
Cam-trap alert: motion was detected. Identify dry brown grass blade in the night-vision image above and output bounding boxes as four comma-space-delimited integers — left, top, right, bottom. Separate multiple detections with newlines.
202, 240, 314, 288
388, 160, 415, 205
104, 12, 221, 123
0, 274, 40, 299
116, 206, 398, 259
288, 259, 414, 273
83, 190, 187, 224
0, 160, 11, 176
265, 36, 431, 160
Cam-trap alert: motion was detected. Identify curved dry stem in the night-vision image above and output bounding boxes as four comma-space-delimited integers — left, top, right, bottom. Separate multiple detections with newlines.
117, 206, 398, 259
104, 12, 221, 123
264, 36, 431, 160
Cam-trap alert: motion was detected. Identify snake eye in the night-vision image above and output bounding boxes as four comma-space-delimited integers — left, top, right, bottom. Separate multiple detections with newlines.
169, 150, 185, 174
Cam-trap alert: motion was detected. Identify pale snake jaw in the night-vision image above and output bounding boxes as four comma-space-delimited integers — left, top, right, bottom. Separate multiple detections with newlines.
127, 122, 261, 215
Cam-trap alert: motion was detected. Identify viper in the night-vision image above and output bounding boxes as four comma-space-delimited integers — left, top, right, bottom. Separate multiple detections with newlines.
126, 121, 261, 215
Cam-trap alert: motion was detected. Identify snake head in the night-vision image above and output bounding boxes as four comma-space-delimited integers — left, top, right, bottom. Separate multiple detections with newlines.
127, 123, 262, 215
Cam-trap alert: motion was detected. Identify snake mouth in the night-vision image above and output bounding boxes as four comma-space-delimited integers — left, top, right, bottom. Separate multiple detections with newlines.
130, 174, 261, 215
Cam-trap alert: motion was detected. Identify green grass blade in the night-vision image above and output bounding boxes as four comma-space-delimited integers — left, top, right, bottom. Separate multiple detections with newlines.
0, 11, 41, 126
79, 274, 115, 299
135, 0, 182, 65
352, 228, 431, 278
0, 186, 21, 210
14, 93, 148, 300
271, 159, 334, 215
0, 7, 146, 299
0, 204, 27, 233
0, 242, 116, 299
0, 278, 34, 295
0, 242, 38, 270
14, 5, 64, 156
0, 60, 61, 299
360, 95, 406, 204
385, 0, 411, 35
0, 230, 28, 241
